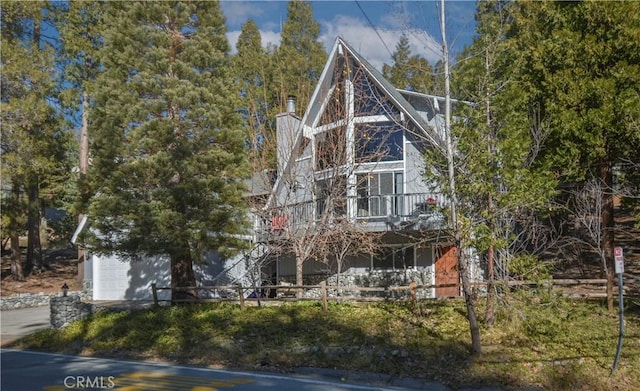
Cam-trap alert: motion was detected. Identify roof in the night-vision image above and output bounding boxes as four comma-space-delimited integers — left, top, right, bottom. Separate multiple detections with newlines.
265, 37, 454, 209
337, 38, 447, 152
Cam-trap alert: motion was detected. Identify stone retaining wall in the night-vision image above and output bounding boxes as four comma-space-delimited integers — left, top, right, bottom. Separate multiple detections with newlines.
50, 295, 94, 328
0, 291, 91, 310
303, 270, 434, 299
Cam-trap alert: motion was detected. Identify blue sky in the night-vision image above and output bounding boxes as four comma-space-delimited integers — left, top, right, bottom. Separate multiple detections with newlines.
220, 1, 478, 71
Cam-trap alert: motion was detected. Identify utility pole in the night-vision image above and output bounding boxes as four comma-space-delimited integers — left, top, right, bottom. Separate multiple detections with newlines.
440, 0, 482, 356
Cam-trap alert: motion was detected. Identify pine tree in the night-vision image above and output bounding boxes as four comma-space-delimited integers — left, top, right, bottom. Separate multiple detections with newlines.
86, 1, 250, 301
53, 0, 107, 280
233, 19, 276, 170
449, 0, 557, 326
1, 1, 72, 277
382, 34, 434, 93
506, 1, 640, 310
273, 0, 327, 115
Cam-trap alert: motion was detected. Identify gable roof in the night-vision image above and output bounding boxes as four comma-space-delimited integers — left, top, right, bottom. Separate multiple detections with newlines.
299, 37, 450, 154
266, 37, 451, 209
336, 38, 447, 150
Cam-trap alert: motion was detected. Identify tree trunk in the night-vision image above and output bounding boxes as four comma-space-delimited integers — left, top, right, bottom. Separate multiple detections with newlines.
78, 91, 90, 282
485, 244, 496, 327
483, 45, 496, 328
458, 244, 483, 356
296, 257, 303, 298
10, 235, 24, 281
601, 159, 615, 311
336, 260, 342, 297
441, 0, 481, 356
170, 249, 197, 304
9, 183, 25, 281
25, 177, 43, 275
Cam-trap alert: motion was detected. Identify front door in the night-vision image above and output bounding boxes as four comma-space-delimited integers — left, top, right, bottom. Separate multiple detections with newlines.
435, 245, 460, 297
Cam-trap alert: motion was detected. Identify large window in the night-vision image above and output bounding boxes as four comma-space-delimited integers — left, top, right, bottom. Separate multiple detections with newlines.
352, 65, 398, 117
316, 176, 347, 218
355, 122, 404, 162
315, 126, 346, 170
356, 172, 403, 217
319, 82, 346, 126
374, 246, 415, 269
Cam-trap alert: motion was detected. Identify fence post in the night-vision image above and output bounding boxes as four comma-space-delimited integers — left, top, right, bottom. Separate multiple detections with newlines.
237, 284, 245, 310
409, 281, 417, 312
151, 283, 158, 306
320, 281, 328, 312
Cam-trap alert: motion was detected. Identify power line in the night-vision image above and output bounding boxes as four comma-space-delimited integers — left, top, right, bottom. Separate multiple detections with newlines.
354, 0, 393, 59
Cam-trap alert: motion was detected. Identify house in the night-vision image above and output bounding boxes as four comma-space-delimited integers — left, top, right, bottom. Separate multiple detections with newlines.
255, 37, 482, 298
77, 37, 482, 301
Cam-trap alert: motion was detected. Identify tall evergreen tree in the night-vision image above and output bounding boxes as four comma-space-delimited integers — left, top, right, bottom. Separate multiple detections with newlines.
382, 34, 434, 93
233, 19, 275, 169
273, 0, 327, 115
1, 1, 72, 277
505, 1, 640, 310
86, 1, 250, 300
450, 0, 557, 326
53, 0, 107, 280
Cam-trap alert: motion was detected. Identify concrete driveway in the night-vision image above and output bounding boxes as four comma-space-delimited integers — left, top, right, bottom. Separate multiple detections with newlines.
0, 306, 50, 346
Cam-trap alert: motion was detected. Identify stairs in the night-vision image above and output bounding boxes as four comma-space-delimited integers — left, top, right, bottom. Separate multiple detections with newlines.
208, 244, 269, 298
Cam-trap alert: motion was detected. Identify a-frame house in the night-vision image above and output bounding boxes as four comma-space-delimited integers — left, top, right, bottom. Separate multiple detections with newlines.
256, 37, 476, 298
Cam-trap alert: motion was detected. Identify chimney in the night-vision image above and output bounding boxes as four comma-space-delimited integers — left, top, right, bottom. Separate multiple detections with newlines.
277, 95, 301, 176
286, 95, 296, 114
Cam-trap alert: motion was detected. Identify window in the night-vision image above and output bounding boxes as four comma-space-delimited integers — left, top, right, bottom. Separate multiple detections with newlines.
353, 66, 398, 117
315, 126, 346, 170
357, 172, 403, 217
355, 122, 404, 162
316, 176, 347, 218
320, 59, 347, 126
374, 246, 414, 269
319, 82, 346, 126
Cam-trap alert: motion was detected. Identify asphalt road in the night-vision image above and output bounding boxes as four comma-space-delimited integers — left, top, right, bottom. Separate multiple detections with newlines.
0, 306, 51, 347
1, 349, 453, 391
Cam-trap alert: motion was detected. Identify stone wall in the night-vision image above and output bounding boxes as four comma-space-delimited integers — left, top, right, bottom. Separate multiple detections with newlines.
50, 295, 93, 329
0, 290, 91, 310
304, 269, 434, 299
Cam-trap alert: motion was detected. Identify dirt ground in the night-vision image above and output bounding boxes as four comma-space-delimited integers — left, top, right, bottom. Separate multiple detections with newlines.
1, 248, 82, 296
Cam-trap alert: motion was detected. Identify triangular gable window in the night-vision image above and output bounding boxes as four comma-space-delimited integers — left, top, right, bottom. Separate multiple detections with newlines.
319, 80, 345, 126
319, 56, 347, 126
353, 64, 398, 117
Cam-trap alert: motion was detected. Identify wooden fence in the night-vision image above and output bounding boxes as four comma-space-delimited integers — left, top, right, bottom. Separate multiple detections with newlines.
151, 278, 636, 308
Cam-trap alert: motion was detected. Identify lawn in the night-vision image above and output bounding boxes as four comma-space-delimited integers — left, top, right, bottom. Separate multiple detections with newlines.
17, 292, 640, 390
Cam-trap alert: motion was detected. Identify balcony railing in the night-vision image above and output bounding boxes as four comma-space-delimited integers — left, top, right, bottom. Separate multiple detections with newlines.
257, 193, 450, 238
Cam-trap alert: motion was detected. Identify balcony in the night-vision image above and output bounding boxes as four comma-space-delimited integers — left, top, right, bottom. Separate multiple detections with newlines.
256, 193, 450, 240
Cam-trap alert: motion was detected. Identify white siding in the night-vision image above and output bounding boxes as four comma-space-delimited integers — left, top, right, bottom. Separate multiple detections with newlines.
92, 254, 170, 301
91, 251, 251, 301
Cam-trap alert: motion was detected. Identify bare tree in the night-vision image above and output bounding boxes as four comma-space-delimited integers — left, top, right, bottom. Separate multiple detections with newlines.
556, 176, 610, 286
316, 219, 382, 295
254, 55, 412, 297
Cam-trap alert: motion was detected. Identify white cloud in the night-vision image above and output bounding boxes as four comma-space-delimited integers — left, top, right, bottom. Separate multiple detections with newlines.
223, 9, 443, 70
220, 1, 265, 26
318, 16, 442, 71
226, 29, 281, 54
